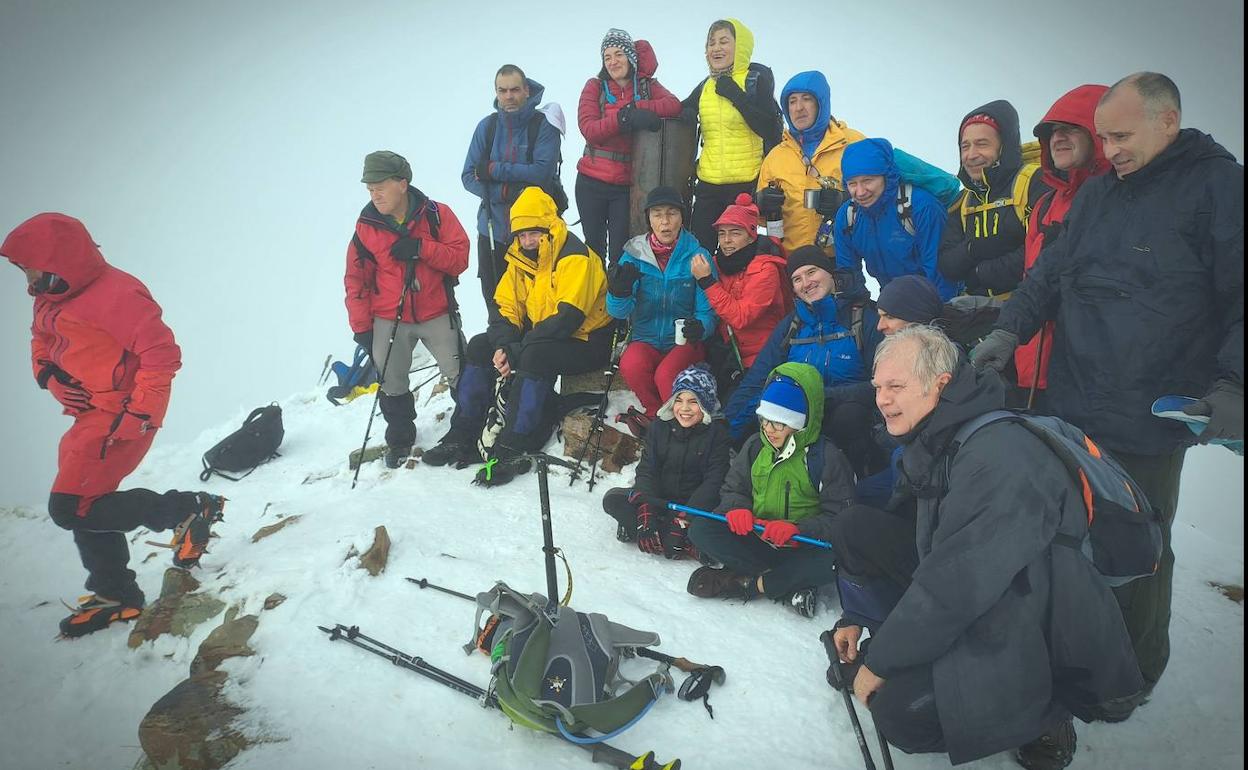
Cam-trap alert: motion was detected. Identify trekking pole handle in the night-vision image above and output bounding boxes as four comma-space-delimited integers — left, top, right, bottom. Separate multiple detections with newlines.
667, 503, 833, 550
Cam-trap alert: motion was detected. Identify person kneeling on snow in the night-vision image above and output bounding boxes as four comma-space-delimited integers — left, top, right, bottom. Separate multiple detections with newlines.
687, 362, 854, 618
829, 325, 1143, 770
422, 187, 613, 486
603, 364, 730, 558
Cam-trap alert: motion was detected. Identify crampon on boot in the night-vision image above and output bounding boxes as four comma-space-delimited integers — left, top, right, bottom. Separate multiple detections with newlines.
1014, 716, 1077, 770
58, 595, 143, 638
171, 493, 226, 568
787, 587, 819, 618
686, 566, 756, 600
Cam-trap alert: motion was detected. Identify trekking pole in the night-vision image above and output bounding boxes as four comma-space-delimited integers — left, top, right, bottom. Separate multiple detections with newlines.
1026, 325, 1047, 412
318, 353, 333, 385
820, 630, 877, 770
351, 259, 414, 489
537, 456, 560, 614
668, 503, 833, 549
405, 576, 475, 602
569, 323, 627, 490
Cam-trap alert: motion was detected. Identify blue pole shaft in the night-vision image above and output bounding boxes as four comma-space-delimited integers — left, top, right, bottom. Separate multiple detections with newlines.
667, 503, 833, 550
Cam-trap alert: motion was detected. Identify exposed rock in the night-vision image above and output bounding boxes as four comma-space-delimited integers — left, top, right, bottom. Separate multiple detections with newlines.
128, 569, 225, 649
348, 444, 387, 470
138, 670, 250, 770
1211, 581, 1244, 604
250, 515, 302, 543
359, 526, 391, 576
190, 614, 259, 677
561, 412, 643, 473
263, 593, 286, 610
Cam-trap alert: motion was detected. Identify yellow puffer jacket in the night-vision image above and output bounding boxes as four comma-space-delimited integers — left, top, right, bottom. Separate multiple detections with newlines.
697, 18, 763, 185
495, 187, 611, 341
757, 120, 866, 252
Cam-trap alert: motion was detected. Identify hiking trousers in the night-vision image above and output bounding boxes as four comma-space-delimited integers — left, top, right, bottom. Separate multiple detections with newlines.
575, 173, 630, 269
371, 313, 465, 395
688, 516, 837, 600
1112, 447, 1187, 688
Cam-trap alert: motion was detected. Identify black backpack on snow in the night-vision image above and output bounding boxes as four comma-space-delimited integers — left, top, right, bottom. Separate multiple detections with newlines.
200, 403, 284, 481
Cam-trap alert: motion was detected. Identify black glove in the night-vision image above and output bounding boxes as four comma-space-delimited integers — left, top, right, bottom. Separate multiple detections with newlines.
681, 318, 705, 343
966, 235, 1012, 264
941, 239, 977, 280
755, 185, 786, 220
475, 163, 492, 182
969, 329, 1019, 372
1183, 380, 1244, 442
816, 187, 846, 218
390, 236, 422, 261
607, 261, 641, 298
618, 104, 662, 133
353, 330, 375, 352
636, 503, 663, 555
714, 75, 746, 104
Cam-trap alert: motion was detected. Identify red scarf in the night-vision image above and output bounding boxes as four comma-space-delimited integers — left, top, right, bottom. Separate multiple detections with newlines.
648, 232, 675, 272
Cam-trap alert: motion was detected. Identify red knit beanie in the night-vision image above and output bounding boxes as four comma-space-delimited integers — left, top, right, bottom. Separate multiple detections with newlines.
713, 193, 761, 234
961, 113, 1000, 136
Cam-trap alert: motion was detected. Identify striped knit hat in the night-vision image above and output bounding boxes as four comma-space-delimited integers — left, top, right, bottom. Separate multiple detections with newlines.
601, 28, 638, 70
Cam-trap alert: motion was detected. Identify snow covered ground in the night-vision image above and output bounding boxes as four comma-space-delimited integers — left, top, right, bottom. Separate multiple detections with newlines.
0, 380, 1242, 770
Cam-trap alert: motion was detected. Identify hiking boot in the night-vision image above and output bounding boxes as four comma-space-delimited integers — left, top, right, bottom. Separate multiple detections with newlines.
422, 438, 477, 467
1014, 717, 1077, 770
687, 566, 756, 600
472, 454, 533, 488
171, 493, 225, 569
615, 407, 652, 439
787, 587, 819, 618
58, 595, 143, 638
384, 445, 413, 469
616, 522, 636, 543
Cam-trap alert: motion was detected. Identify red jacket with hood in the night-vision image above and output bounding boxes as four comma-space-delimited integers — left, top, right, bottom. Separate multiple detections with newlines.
576, 40, 682, 187
704, 236, 791, 366
344, 192, 470, 332
1015, 85, 1111, 390
3, 213, 181, 426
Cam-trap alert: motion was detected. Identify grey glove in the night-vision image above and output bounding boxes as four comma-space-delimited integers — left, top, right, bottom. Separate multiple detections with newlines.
1183, 380, 1244, 442
969, 329, 1019, 372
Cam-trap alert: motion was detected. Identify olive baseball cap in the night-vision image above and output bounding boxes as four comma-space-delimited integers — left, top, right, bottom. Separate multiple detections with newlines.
361, 151, 411, 183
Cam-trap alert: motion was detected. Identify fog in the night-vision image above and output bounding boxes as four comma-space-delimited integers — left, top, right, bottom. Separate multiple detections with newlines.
1, 0, 1243, 518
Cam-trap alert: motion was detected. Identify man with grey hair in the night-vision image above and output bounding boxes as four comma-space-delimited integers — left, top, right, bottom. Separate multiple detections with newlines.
971, 72, 1244, 692
830, 325, 1142, 770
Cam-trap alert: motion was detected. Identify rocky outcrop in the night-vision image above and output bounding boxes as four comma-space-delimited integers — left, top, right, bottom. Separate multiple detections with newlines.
561, 412, 643, 473
128, 569, 226, 649
359, 526, 391, 576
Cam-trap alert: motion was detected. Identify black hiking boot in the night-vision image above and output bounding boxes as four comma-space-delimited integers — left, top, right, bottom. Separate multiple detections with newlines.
472, 453, 533, 487
1014, 717, 1077, 770
58, 594, 143, 638
384, 445, 413, 469
422, 438, 477, 467
687, 566, 756, 600
787, 587, 819, 618
616, 522, 636, 543
171, 493, 225, 569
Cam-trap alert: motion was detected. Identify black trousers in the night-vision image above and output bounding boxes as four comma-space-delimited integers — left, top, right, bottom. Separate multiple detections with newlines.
476, 234, 510, 317
827, 503, 919, 590
690, 179, 757, 254
687, 516, 837, 599
868, 663, 946, 755
575, 173, 630, 269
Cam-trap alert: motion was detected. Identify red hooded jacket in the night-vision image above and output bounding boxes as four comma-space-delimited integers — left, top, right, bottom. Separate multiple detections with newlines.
344, 194, 470, 332
704, 236, 791, 367
1015, 85, 1111, 391
3, 213, 181, 427
576, 40, 682, 187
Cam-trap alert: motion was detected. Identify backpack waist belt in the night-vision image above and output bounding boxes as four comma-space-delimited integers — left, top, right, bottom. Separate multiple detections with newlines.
583, 146, 632, 163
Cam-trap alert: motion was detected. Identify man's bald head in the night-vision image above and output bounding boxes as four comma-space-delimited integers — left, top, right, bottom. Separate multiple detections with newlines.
1095, 72, 1182, 178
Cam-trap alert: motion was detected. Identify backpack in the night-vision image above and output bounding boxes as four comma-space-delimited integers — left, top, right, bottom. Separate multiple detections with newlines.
948, 410, 1162, 587
326, 345, 378, 405
465, 582, 672, 736
483, 112, 569, 214
200, 403, 284, 482
956, 143, 1042, 232
844, 182, 920, 237
842, 149, 962, 237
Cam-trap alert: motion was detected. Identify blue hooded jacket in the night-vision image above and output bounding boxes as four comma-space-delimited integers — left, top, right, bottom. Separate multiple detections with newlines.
780, 71, 831, 162
723, 289, 883, 440
833, 138, 959, 300
607, 230, 717, 350
462, 78, 562, 242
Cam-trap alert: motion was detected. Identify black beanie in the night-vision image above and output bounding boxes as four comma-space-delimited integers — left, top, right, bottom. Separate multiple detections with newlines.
877, 275, 943, 323
644, 185, 685, 213
786, 244, 835, 280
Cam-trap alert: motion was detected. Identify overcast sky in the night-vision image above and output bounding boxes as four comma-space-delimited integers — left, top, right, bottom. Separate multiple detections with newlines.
1, 0, 1243, 507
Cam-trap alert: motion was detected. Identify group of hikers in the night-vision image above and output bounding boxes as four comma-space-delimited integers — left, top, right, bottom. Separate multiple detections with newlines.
5, 16, 1243, 770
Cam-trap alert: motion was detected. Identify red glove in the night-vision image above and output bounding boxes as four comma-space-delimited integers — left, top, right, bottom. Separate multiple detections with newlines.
636, 504, 663, 555
761, 519, 800, 547
110, 410, 153, 442
725, 508, 755, 536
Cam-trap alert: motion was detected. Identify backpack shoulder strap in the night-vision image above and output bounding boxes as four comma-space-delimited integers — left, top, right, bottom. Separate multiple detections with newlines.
805, 439, 826, 493
897, 183, 915, 236
850, 304, 867, 355
525, 113, 542, 164
483, 113, 500, 161
423, 198, 441, 241
778, 313, 802, 355
351, 231, 376, 266
845, 204, 856, 235
1012, 164, 1042, 224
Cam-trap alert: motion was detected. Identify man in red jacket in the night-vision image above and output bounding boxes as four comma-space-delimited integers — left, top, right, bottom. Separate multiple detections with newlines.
345, 151, 471, 468
3, 213, 224, 638
1013, 84, 1111, 402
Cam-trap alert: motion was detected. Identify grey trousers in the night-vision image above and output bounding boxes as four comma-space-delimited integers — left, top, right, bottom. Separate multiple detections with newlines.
371, 313, 466, 396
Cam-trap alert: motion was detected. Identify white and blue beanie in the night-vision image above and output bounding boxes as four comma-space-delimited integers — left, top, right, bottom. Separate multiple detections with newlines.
756, 375, 807, 430
657, 364, 720, 423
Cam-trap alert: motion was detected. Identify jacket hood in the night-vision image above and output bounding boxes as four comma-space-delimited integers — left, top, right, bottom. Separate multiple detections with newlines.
495, 78, 546, 124
506, 186, 567, 274
1035, 84, 1111, 192
636, 39, 658, 79
762, 361, 825, 448
842, 138, 901, 216
781, 70, 832, 156
2, 212, 107, 299
957, 99, 1023, 191
724, 18, 754, 75
1120, 128, 1238, 186
910, 362, 1007, 451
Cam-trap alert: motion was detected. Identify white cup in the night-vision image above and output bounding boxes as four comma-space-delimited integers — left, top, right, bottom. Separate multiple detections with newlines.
674, 319, 687, 346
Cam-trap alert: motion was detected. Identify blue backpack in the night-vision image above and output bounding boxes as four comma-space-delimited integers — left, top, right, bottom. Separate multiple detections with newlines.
326, 345, 378, 405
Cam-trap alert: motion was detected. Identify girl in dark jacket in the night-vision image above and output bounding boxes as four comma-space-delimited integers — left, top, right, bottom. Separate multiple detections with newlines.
576, 28, 681, 267
603, 364, 730, 559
